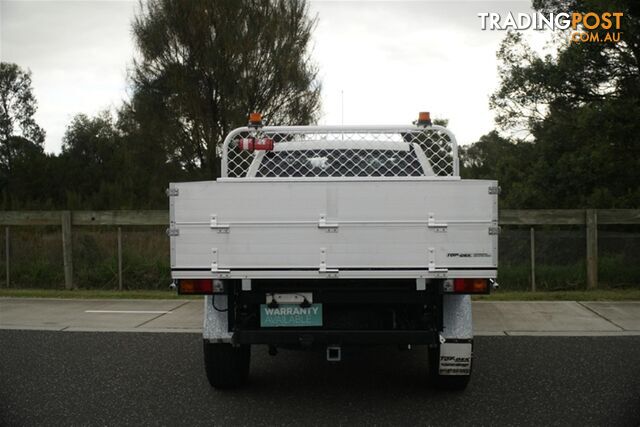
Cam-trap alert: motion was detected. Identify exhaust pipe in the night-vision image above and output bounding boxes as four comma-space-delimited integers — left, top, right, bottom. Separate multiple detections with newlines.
326, 345, 341, 362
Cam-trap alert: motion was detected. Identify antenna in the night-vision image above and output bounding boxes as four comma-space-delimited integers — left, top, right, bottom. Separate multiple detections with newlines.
341, 90, 344, 126
341, 90, 344, 140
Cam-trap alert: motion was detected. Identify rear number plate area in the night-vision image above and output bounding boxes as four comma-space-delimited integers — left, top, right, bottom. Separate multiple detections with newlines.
260, 303, 323, 327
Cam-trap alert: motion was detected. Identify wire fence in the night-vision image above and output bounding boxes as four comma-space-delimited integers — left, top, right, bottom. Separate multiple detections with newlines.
0, 210, 638, 291
499, 226, 640, 290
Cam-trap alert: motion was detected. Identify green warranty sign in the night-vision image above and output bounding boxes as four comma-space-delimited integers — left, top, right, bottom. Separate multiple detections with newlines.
260, 303, 323, 327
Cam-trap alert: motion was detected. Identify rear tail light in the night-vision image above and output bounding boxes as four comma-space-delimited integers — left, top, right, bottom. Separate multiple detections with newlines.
445, 278, 489, 294
237, 137, 274, 152
177, 279, 225, 295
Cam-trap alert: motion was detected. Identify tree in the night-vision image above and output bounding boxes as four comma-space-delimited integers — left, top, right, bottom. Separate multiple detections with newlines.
491, 1, 639, 134
460, 131, 538, 208
0, 62, 46, 206
486, 0, 640, 208
115, 104, 186, 208
59, 112, 124, 209
130, 0, 321, 178
0, 63, 45, 147
57, 109, 187, 209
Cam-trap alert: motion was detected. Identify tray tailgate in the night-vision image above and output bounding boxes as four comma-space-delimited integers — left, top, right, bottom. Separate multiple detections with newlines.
170, 179, 498, 275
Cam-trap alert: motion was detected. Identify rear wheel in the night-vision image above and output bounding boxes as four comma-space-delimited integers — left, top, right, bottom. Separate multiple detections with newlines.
428, 345, 471, 391
203, 341, 250, 389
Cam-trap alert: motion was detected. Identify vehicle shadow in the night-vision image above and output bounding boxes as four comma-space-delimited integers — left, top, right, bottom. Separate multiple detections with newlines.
247, 345, 433, 391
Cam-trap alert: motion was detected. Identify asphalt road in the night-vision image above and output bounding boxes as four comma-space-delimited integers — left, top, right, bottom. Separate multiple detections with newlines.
1, 331, 639, 426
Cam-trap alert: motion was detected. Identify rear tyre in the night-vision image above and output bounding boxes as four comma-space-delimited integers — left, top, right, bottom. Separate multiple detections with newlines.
203, 341, 250, 389
428, 345, 471, 391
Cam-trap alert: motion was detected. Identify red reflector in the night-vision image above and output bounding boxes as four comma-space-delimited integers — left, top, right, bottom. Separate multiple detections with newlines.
178, 279, 213, 295
453, 278, 488, 294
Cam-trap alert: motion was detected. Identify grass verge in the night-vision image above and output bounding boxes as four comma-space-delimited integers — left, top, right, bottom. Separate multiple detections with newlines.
474, 288, 640, 301
0, 288, 201, 299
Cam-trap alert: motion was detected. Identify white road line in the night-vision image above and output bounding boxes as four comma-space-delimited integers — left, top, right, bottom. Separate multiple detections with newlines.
84, 310, 172, 314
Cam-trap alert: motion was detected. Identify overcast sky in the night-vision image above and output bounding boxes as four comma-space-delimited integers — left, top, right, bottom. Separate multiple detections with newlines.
1, 0, 540, 153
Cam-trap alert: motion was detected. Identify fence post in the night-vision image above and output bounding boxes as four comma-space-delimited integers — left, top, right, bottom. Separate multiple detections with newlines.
117, 226, 123, 291
5, 227, 9, 288
61, 211, 74, 290
530, 227, 536, 292
586, 209, 598, 289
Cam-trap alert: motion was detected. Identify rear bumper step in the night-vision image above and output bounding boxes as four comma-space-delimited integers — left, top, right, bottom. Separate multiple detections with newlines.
232, 330, 437, 345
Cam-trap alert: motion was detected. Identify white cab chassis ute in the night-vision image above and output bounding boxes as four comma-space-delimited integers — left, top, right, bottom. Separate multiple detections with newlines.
169, 113, 498, 390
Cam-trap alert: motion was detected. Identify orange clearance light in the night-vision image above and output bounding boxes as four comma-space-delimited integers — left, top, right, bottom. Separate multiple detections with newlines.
417, 111, 432, 127
249, 112, 263, 127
